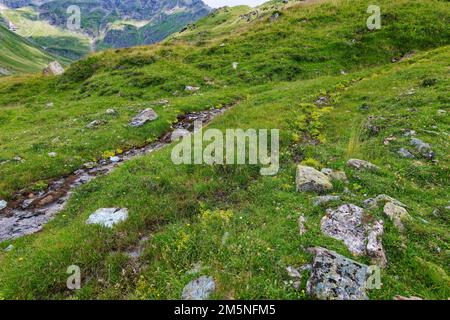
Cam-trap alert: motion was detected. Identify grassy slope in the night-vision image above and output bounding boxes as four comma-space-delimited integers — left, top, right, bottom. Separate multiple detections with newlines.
0, 6, 91, 60
0, 0, 449, 299
0, 23, 60, 74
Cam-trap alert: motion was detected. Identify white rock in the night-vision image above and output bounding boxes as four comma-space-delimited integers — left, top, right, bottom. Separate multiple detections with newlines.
48, 152, 57, 157
383, 202, 410, 231
110, 156, 120, 163
86, 208, 129, 228
0, 200, 7, 211
232, 62, 238, 70
106, 109, 117, 115
181, 276, 215, 300
4, 244, 13, 252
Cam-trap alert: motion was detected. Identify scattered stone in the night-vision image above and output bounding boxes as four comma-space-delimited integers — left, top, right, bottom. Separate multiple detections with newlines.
313, 195, 341, 207
296, 165, 333, 194
286, 266, 302, 278
363, 194, 407, 209
321, 204, 386, 266
298, 215, 307, 235
110, 156, 120, 163
43, 61, 64, 76
4, 244, 13, 252
181, 276, 216, 300
13, 156, 23, 162
48, 152, 57, 157
46, 102, 54, 108
437, 109, 446, 115
232, 62, 238, 70
306, 247, 370, 300
403, 130, 416, 137
106, 108, 117, 115
398, 148, 415, 159
383, 136, 396, 145
0, 200, 7, 211
410, 138, 434, 159
86, 120, 105, 129
171, 128, 190, 142
0, 67, 11, 76
86, 208, 129, 228
394, 295, 423, 300
321, 168, 348, 183
366, 220, 387, 267
185, 86, 200, 92
157, 99, 169, 105
129, 108, 158, 127
347, 159, 379, 171
83, 162, 96, 169
383, 202, 410, 231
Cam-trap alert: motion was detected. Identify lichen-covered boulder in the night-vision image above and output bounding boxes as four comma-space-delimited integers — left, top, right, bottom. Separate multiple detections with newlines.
296, 165, 332, 193
383, 202, 410, 231
306, 247, 370, 300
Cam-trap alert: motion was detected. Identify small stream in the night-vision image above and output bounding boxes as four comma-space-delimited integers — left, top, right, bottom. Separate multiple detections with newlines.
0, 106, 230, 242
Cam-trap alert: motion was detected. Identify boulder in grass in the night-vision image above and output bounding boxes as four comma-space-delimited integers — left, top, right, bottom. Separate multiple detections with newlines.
296, 165, 332, 194
383, 202, 410, 231
0, 200, 7, 211
306, 247, 370, 300
86, 208, 128, 228
129, 108, 158, 127
181, 276, 216, 300
43, 61, 64, 76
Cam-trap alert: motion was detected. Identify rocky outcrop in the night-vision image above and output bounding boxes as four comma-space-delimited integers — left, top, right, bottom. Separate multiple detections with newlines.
296, 165, 333, 193
321, 204, 386, 267
313, 195, 340, 207
306, 247, 370, 300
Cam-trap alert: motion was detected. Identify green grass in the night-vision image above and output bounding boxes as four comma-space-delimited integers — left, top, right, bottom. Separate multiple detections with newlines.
0, 23, 62, 74
0, 0, 449, 300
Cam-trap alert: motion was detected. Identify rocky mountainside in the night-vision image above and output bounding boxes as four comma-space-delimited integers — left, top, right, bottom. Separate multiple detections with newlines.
0, 0, 210, 57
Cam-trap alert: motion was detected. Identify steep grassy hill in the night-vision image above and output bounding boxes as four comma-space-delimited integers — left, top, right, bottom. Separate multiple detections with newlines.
0, 23, 63, 74
0, 0, 449, 300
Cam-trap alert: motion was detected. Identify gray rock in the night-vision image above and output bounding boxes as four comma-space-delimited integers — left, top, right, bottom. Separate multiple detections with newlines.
110, 156, 120, 163
4, 244, 13, 252
181, 276, 215, 300
313, 195, 341, 207
403, 130, 416, 137
383, 202, 410, 231
0, 67, 11, 76
0, 200, 7, 211
298, 215, 307, 235
321, 204, 386, 266
363, 194, 407, 209
321, 168, 348, 183
296, 165, 333, 193
410, 138, 434, 159
347, 159, 379, 171
398, 148, 415, 159
171, 128, 190, 141
86, 208, 128, 228
130, 108, 158, 127
43, 61, 64, 76
321, 204, 367, 255
286, 266, 302, 278
306, 247, 370, 300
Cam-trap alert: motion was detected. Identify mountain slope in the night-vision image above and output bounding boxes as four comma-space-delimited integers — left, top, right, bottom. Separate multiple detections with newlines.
0, 0, 211, 58
0, 23, 62, 74
0, 0, 449, 300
